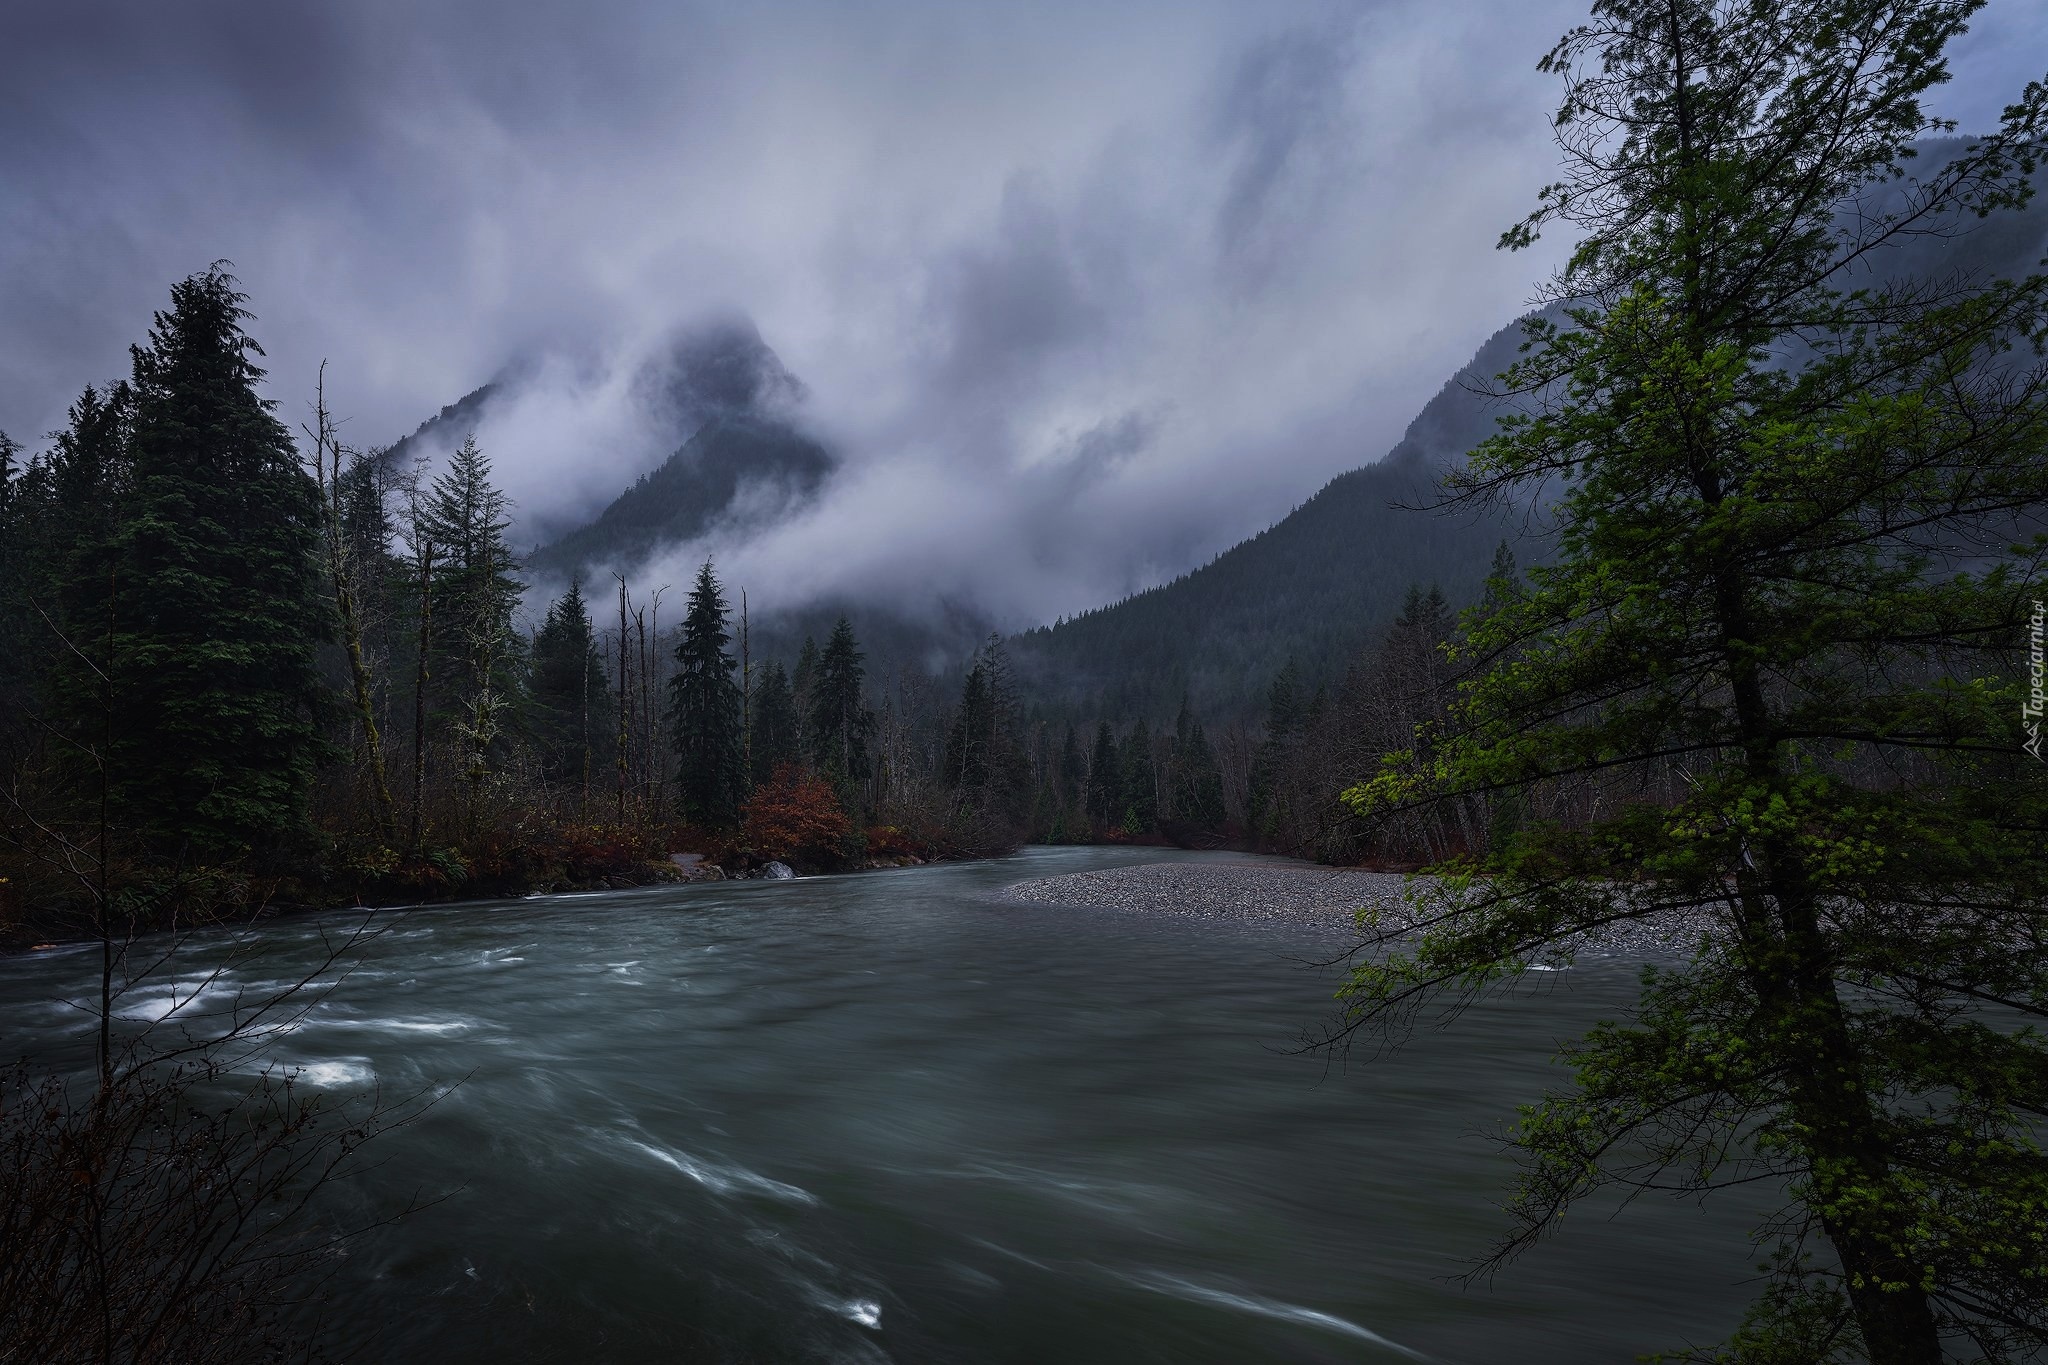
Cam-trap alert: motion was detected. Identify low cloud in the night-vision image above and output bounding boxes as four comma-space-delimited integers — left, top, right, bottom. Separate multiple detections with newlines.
4, 0, 2039, 631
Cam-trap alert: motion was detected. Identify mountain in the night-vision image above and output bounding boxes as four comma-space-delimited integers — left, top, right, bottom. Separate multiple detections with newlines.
1010, 146, 2048, 723
525, 413, 832, 583
1010, 316, 1536, 720
379, 316, 836, 585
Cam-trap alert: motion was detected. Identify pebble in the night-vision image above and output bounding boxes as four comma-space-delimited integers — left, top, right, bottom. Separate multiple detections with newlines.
1004, 861, 1716, 961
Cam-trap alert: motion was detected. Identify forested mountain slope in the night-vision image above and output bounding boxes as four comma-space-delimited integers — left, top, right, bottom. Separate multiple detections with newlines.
526, 414, 833, 583
1011, 316, 1536, 719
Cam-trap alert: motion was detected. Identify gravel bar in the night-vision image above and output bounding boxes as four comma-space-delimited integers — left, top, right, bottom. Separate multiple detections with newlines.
1003, 861, 1411, 929
1004, 860, 1713, 959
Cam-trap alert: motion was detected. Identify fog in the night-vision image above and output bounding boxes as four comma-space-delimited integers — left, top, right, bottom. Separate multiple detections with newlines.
5, 0, 2041, 627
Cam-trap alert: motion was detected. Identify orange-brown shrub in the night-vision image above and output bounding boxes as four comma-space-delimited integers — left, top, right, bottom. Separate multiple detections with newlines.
742, 765, 852, 863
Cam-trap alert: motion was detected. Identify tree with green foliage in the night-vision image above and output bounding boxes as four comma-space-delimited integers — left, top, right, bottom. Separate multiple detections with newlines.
1342, 4, 2048, 1361
807, 618, 874, 809
945, 634, 1029, 841
1169, 700, 1227, 832
1119, 719, 1156, 836
108, 266, 328, 858
790, 635, 820, 757
531, 578, 611, 799
1052, 722, 1087, 839
668, 560, 746, 828
1084, 721, 1121, 834
419, 434, 522, 806
748, 661, 801, 790
1247, 660, 1305, 839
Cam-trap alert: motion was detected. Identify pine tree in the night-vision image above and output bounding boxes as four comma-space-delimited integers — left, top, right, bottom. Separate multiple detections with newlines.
1084, 721, 1121, 833
531, 579, 610, 796
807, 618, 874, 810
418, 434, 522, 801
1056, 723, 1086, 837
946, 659, 993, 794
943, 635, 1030, 842
1343, 5, 2048, 1360
748, 661, 801, 788
1170, 700, 1226, 831
1119, 719, 1156, 835
668, 560, 746, 828
1246, 659, 1304, 838
109, 266, 328, 857
790, 635, 820, 757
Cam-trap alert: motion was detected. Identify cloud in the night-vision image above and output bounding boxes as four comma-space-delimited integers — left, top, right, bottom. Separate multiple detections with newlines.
2, 0, 2039, 633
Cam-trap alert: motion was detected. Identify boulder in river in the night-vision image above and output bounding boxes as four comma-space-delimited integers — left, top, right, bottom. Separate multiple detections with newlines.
761, 861, 796, 880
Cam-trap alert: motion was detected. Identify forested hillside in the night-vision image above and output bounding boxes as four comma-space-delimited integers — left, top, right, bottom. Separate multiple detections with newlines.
526, 414, 833, 583
1011, 315, 1536, 719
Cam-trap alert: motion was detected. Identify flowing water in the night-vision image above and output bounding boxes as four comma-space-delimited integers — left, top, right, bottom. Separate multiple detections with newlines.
0, 848, 1771, 1363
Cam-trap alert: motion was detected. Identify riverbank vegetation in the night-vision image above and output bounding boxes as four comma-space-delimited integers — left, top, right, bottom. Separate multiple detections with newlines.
1333, 1, 2048, 1361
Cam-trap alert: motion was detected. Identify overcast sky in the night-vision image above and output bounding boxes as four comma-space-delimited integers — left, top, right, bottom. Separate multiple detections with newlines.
4, 0, 2043, 627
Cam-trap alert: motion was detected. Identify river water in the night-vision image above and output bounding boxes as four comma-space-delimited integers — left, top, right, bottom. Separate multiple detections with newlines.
0, 848, 1769, 1363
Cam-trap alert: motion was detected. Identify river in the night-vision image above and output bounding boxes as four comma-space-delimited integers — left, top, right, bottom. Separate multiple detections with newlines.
0, 847, 1768, 1363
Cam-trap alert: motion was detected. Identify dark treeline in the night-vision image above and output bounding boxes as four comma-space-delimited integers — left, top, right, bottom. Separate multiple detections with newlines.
0, 267, 1011, 939
5, 266, 1435, 942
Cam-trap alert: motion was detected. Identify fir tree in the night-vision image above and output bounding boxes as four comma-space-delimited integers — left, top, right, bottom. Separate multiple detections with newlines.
109, 266, 328, 857
1119, 719, 1156, 835
1170, 700, 1226, 830
790, 635, 820, 757
1084, 721, 1121, 833
418, 434, 522, 796
807, 618, 874, 808
1056, 723, 1086, 835
1343, 5, 2048, 1360
748, 661, 801, 788
667, 560, 746, 828
531, 579, 610, 794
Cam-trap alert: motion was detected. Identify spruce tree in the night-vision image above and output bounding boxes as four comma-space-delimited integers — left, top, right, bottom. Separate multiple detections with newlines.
1170, 700, 1227, 830
748, 661, 801, 789
531, 579, 610, 793
1119, 719, 1156, 835
419, 434, 522, 797
668, 560, 746, 828
1057, 723, 1087, 835
1344, 4, 2048, 1360
1084, 721, 1121, 833
807, 618, 874, 808
110, 267, 328, 857
946, 659, 993, 794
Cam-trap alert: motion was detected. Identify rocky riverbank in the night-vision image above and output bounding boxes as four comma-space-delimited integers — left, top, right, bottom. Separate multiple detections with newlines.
1004, 860, 1411, 928
1004, 859, 1715, 959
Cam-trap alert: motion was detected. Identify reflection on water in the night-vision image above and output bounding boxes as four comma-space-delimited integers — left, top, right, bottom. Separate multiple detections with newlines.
0, 848, 1768, 1363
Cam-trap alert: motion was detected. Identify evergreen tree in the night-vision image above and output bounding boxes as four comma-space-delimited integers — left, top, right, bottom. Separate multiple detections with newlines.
667, 559, 746, 828
945, 659, 993, 794
790, 635, 820, 756
1247, 659, 1305, 837
1084, 720, 1121, 833
531, 579, 610, 793
2, 386, 135, 759
1169, 700, 1226, 830
944, 634, 1029, 841
109, 266, 328, 856
419, 434, 522, 792
1344, 5, 2048, 1361
748, 661, 801, 788
807, 618, 874, 808
1055, 723, 1086, 836
1119, 719, 1156, 835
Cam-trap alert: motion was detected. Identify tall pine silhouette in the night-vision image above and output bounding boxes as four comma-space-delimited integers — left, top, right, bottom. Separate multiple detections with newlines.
807, 618, 873, 811
668, 559, 746, 827
112, 266, 327, 857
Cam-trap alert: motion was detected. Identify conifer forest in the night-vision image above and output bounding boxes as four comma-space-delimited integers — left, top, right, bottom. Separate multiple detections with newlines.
3, 1, 2047, 1362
